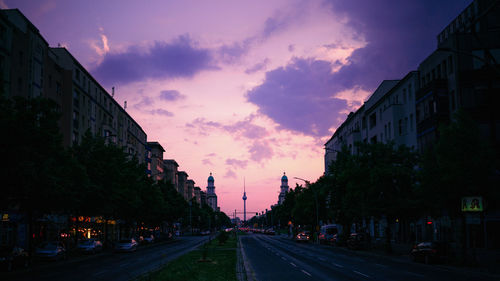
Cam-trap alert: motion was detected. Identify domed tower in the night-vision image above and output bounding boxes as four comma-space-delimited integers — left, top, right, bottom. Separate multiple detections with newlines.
278, 172, 289, 204
206, 172, 218, 211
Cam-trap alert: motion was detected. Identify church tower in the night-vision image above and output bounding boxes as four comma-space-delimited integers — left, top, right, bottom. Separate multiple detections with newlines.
206, 172, 218, 211
278, 172, 289, 204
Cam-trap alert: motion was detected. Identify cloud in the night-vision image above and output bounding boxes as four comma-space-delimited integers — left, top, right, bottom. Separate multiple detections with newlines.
92, 35, 216, 86
248, 140, 274, 162
216, 38, 254, 64
152, 109, 174, 117
225, 158, 248, 169
202, 159, 214, 166
245, 58, 270, 74
247, 0, 471, 137
205, 153, 217, 157
160, 90, 186, 102
322, 0, 471, 91
225, 169, 237, 179
133, 96, 153, 109
0, 0, 8, 9
246, 57, 349, 136
91, 27, 110, 58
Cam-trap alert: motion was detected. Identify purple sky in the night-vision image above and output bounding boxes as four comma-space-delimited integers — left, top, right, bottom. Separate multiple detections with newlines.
3, 0, 471, 217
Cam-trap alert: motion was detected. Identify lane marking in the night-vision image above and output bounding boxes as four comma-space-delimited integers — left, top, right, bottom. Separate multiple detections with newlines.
119, 262, 130, 267
318, 257, 326, 261
406, 272, 425, 278
281, 257, 287, 261
290, 262, 297, 267
93, 270, 107, 276
353, 270, 370, 278
301, 269, 312, 277
375, 263, 387, 268
333, 263, 344, 268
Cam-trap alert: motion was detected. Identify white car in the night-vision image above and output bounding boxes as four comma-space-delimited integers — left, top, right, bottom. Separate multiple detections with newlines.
114, 239, 138, 252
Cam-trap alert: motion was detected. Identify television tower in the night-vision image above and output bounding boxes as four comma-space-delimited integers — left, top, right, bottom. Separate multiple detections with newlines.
242, 178, 247, 223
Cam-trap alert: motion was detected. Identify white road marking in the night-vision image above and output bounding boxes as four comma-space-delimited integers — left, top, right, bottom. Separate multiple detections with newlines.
318, 257, 326, 261
406, 272, 425, 278
301, 269, 312, 277
375, 263, 387, 267
281, 256, 287, 261
290, 262, 297, 267
333, 263, 344, 268
93, 270, 107, 276
119, 262, 130, 267
353, 270, 370, 278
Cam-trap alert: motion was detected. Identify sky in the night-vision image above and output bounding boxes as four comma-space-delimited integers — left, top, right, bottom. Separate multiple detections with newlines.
4, 0, 471, 219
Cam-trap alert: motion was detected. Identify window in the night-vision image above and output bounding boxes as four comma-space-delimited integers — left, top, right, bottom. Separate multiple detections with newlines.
437, 65, 441, 78
369, 113, 377, 129
399, 119, 402, 136
410, 114, 414, 131
73, 90, 79, 108
403, 89, 407, 104
384, 124, 387, 139
388, 122, 391, 139
451, 90, 456, 111
75, 69, 80, 81
448, 56, 453, 74
442, 61, 447, 76
404, 117, 408, 135
19, 51, 24, 66
379, 108, 382, 121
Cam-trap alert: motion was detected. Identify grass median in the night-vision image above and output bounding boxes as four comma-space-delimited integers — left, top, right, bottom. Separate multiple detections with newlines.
140, 232, 237, 281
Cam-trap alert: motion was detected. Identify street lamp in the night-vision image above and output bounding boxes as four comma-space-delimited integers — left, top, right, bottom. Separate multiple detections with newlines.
294, 177, 319, 243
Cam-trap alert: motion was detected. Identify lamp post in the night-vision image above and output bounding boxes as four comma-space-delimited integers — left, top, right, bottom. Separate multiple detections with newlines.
294, 177, 319, 243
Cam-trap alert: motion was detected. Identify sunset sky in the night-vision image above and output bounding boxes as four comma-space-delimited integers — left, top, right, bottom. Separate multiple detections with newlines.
4, 0, 470, 218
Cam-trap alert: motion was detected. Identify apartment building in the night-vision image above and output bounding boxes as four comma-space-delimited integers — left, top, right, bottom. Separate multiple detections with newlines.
177, 171, 188, 198
186, 179, 195, 201
147, 141, 165, 181
163, 159, 179, 190
324, 76, 418, 172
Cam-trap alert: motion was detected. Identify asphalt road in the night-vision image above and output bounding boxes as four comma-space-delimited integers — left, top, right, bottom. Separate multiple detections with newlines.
0, 236, 208, 281
240, 234, 500, 281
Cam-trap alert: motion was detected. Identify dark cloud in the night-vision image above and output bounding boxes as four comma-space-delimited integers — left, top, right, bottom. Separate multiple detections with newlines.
92, 35, 216, 86
246, 57, 348, 136
160, 90, 186, 102
216, 38, 254, 64
321, 0, 471, 91
185, 116, 268, 140
247, 0, 471, 137
225, 158, 248, 169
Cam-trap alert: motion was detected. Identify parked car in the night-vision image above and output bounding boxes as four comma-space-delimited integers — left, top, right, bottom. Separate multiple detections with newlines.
347, 233, 370, 250
200, 230, 210, 235
34, 241, 66, 261
294, 231, 311, 242
76, 239, 103, 254
114, 238, 138, 252
265, 229, 276, 235
0, 246, 30, 271
143, 234, 155, 244
319, 224, 341, 245
410, 241, 449, 264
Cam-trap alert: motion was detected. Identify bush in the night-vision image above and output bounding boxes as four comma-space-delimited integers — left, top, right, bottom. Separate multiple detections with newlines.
218, 230, 229, 245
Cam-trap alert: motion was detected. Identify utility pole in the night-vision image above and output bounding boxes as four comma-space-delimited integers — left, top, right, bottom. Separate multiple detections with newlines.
242, 178, 247, 223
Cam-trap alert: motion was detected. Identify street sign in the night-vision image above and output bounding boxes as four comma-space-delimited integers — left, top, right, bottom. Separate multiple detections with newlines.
461, 197, 483, 212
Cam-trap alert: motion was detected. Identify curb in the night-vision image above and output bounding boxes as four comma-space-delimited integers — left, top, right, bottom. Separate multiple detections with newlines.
238, 235, 257, 281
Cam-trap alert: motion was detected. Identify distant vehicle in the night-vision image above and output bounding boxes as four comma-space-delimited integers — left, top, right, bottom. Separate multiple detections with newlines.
143, 234, 155, 244
347, 233, 370, 250
114, 239, 138, 252
319, 224, 341, 245
0, 246, 30, 271
76, 239, 103, 254
34, 241, 66, 261
200, 230, 210, 235
410, 241, 449, 264
295, 231, 311, 242
265, 229, 276, 235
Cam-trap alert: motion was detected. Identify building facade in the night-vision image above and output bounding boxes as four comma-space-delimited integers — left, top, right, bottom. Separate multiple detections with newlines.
206, 173, 218, 211
278, 172, 289, 205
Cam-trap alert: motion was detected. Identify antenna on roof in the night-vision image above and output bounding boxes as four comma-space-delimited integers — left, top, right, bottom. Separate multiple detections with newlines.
124, 101, 127, 110
112, 86, 115, 97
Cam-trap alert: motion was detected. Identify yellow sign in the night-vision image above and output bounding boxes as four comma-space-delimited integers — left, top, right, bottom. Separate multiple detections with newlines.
2, 214, 8, 221
461, 197, 483, 212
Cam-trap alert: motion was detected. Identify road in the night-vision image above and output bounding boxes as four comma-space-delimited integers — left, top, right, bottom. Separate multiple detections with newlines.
240, 234, 500, 281
1, 236, 208, 281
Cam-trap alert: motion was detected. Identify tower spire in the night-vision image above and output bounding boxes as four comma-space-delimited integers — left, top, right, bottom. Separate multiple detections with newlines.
242, 177, 247, 223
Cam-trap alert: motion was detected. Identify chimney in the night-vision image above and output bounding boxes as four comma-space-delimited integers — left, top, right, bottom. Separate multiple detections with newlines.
124, 101, 127, 110
112, 87, 115, 97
